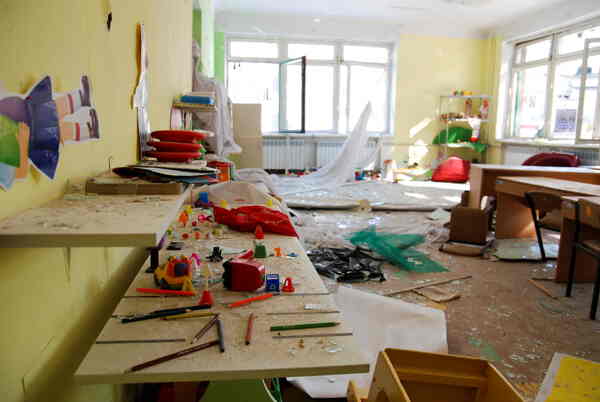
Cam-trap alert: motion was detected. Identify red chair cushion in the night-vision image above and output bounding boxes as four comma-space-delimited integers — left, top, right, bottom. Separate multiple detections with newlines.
432, 157, 471, 183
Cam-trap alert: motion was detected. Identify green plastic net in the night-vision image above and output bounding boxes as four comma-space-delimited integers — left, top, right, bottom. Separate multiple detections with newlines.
347, 228, 447, 273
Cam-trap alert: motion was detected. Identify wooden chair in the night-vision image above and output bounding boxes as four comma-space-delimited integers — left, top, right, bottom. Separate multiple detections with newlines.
524, 192, 563, 261
565, 199, 600, 320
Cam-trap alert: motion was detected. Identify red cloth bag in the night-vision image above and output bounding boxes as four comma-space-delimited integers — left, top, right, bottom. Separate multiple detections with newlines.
432, 157, 471, 183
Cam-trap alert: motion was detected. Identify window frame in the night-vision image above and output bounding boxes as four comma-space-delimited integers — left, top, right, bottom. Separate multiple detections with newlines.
225, 35, 393, 135
505, 19, 600, 144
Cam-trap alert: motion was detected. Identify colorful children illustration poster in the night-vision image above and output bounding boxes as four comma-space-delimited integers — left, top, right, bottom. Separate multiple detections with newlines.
0, 75, 100, 190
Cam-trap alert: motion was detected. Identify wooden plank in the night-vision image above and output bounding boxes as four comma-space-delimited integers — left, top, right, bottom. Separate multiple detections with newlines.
74, 209, 368, 384
384, 274, 472, 297
413, 286, 460, 302
0, 187, 191, 248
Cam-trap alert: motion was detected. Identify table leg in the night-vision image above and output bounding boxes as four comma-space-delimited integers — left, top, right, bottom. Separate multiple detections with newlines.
495, 192, 536, 239
199, 380, 277, 402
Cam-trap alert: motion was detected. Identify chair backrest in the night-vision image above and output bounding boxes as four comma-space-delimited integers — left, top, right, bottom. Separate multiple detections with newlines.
578, 199, 600, 230
525, 191, 563, 215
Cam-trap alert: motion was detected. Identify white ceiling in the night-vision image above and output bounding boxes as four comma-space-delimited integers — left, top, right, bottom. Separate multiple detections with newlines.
215, 0, 598, 40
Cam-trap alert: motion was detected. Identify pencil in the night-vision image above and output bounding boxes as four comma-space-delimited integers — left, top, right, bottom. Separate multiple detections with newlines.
126, 340, 219, 373
121, 304, 212, 324
162, 311, 216, 320
270, 322, 340, 332
245, 313, 255, 345
190, 314, 219, 344
216, 317, 225, 353
136, 288, 196, 296
228, 293, 273, 308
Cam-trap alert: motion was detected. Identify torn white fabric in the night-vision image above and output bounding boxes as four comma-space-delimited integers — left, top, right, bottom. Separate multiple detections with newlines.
287, 286, 447, 398
272, 103, 375, 196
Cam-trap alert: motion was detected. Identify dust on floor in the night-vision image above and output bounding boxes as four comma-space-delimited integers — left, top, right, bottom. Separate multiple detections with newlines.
283, 208, 600, 402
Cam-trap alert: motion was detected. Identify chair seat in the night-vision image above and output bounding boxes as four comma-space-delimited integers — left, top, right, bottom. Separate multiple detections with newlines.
582, 239, 600, 254
540, 211, 562, 231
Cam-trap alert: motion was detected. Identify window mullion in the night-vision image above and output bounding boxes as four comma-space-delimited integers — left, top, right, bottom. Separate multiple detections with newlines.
333, 44, 341, 134
544, 34, 558, 139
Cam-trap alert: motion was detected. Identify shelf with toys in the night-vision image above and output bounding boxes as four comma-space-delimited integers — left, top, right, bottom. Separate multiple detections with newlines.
438, 92, 491, 158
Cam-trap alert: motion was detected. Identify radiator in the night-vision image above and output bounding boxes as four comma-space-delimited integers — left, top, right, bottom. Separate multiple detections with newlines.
316, 139, 379, 168
503, 144, 599, 166
263, 138, 313, 170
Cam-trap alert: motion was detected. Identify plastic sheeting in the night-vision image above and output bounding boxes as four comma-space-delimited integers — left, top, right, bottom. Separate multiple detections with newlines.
272, 103, 378, 196
348, 229, 448, 273
192, 41, 241, 157
287, 285, 448, 398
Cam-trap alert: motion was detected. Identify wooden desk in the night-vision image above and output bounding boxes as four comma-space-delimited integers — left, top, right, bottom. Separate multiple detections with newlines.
468, 164, 600, 208
495, 177, 600, 240
557, 197, 600, 282
74, 211, 368, 389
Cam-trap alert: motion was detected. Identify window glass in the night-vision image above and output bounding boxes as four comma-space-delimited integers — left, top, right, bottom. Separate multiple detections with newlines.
230, 41, 278, 58
511, 65, 548, 138
305, 66, 335, 131
559, 26, 600, 55
549, 57, 600, 139
283, 62, 303, 131
521, 39, 551, 63
227, 62, 279, 132
349, 66, 387, 132
344, 46, 389, 63
288, 44, 334, 60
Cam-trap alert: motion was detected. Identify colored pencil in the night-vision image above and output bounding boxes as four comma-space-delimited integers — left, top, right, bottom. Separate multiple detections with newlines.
136, 288, 196, 296
96, 338, 186, 344
162, 311, 216, 320
126, 340, 219, 373
227, 293, 273, 308
190, 314, 219, 344
216, 317, 225, 353
270, 322, 340, 332
152, 304, 211, 315
121, 305, 211, 324
273, 332, 353, 339
245, 313, 255, 345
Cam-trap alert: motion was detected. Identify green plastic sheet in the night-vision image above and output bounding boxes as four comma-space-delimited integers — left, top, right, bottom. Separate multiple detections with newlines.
347, 228, 447, 273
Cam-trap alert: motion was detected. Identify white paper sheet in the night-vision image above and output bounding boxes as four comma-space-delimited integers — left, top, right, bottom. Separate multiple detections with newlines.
287, 286, 448, 398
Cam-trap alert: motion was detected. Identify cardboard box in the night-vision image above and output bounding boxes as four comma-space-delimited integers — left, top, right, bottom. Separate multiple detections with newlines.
356, 348, 523, 402
449, 191, 495, 245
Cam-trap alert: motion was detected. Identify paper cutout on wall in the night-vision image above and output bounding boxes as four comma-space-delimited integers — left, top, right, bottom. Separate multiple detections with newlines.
0, 162, 16, 190
0, 114, 20, 167
133, 23, 151, 159
0, 75, 100, 190
26, 76, 60, 179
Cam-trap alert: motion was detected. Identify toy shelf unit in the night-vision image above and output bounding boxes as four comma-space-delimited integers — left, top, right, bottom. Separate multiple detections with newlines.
438, 94, 491, 158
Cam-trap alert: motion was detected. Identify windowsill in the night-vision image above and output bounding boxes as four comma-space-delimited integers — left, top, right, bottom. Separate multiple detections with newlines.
497, 138, 600, 149
262, 132, 392, 139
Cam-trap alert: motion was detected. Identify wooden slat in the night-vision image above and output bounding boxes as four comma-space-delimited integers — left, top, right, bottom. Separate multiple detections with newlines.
0, 187, 191, 248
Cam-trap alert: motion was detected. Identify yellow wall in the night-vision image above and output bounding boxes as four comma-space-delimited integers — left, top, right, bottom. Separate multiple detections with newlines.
392, 34, 501, 166
0, 1, 192, 401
